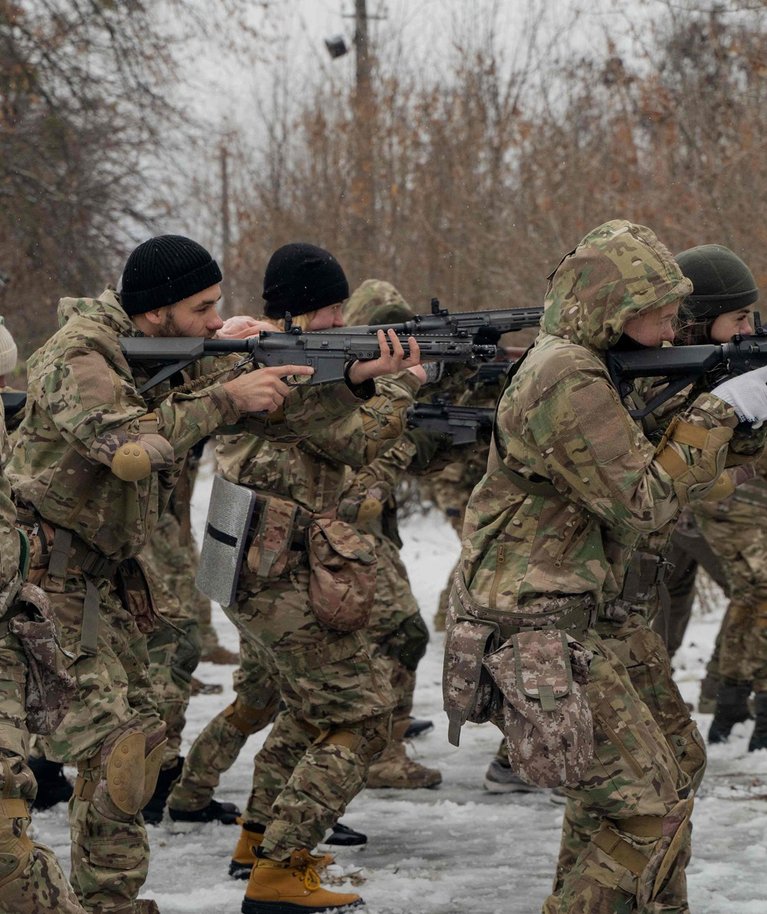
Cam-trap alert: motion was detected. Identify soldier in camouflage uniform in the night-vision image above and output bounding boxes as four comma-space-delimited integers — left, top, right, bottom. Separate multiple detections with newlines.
0, 394, 87, 914
448, 220, 767, 913
200, 244, 425, 913
338, 278, 445, 789
6, 235, 412, 914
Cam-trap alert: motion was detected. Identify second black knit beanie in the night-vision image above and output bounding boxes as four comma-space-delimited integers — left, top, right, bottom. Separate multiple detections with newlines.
262, 243, 349, 318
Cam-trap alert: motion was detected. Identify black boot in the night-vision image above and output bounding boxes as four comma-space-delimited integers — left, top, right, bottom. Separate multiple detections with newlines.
142, 755, 184, 825
28, 758, 73, 811
168, 797, 241, 824
748, 693, 767, 752
708, 682, 752, 744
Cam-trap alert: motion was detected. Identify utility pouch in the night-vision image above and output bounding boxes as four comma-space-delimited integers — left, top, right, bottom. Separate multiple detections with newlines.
8, 583, 76, 734
443, 570, 502, 746
245, 494, 304, 579
197, 475, 257, 607
483, 630, 594, 788
306, 517, 377, 632
115, 558, 158, 635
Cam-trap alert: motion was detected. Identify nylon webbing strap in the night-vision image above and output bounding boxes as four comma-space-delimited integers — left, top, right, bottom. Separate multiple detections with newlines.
620, 815, 665, 838
80, 579, 100, 656
593, 827, 648, 877
655, 446, 688, 480
0, 797, 29, 819
487, 430, 558, 497
668, 421, 710, 449
47, 527, 73, 582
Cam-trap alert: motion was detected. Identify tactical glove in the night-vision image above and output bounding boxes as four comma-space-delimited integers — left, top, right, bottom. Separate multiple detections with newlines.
712, 365, 767, 425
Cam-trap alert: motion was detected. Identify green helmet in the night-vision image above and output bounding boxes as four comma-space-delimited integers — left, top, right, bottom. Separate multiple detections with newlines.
675, 244, 758, 320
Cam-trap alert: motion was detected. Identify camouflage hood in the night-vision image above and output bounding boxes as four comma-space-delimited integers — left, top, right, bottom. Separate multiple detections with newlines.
56, 288, 137, 337
344, 279, 414, 327
541, 220, 692, 351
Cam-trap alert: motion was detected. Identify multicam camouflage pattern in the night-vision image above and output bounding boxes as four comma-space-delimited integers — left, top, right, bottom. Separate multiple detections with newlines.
692, 451, 767, 690
306, 518, 377, 632
0, 406, 85, 914
140, 504, 202, 767
168, 635, 279, 814
211, 365, 422, 858
343, 278, 414, 327
454, 221, 743, 912
5, 289, 384, 910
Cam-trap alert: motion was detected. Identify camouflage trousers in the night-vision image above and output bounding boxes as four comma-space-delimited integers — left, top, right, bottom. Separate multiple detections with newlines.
541, 619, 701, 914
695, 505, 767, 691
220, 564, 395, 859
169, 537, 427, 819
0, 631, 85, 914
37, 573, 165, 913
141, 510, 204, 767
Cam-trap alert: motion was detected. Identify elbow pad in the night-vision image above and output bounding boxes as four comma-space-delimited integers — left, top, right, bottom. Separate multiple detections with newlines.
111, 434, 175, 481
655, 419, 732, 505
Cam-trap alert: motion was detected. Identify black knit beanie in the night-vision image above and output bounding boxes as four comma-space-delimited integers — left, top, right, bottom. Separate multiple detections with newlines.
262, 243, 349, 319
676, 244, 758, 320
119, 235, 222, 315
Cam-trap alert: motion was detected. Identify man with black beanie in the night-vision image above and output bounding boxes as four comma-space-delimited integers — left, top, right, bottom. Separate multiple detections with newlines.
6, 233, 420, 914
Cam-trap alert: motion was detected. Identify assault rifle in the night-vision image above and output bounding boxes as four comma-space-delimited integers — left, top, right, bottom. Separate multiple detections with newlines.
607, 321, 767, 418
119, 329, 497, 395
407, 401, 496, 446
330, 299, 543, 341
1, 391, 26, 417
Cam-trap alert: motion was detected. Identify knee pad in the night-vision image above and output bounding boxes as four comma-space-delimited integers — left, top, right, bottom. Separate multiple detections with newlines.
317, 713, 391, 763
224, 696, 279, 736
0, 797, 33, 889
395, 614, 430, 672
103, 729, 147, 816
593, 798, 694, 903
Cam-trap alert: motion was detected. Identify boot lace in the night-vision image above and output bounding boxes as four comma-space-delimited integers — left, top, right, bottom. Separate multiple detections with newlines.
291, 850, 322, 891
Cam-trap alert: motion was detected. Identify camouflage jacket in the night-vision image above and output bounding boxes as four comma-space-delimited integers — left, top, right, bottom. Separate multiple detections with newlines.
216, 371, 422, 516
461, 220, 740, 619
0, 403, 19, 597
8, 290, 367, 561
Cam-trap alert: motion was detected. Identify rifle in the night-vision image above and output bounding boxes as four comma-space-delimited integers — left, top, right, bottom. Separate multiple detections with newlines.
607, 320, 767, 418
1, 390, 26, 417
407, 401, 496, 446
466, 361, 513, 389
330, 298, 543, 341
119, 330, 497, 395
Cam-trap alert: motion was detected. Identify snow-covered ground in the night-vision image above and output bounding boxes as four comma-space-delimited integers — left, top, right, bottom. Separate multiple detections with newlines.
30, 462, 767, 913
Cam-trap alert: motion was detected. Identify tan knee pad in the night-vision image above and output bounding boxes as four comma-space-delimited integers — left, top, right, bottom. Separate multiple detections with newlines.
317, 713, 391, 763
104, 729, 147, 816
593, 798, 694, 903
0, 798, 33, 888
223, 696, 279, 736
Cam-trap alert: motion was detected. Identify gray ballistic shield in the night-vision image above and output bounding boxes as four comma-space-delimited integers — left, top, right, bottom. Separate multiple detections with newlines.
196, 475, 256, 607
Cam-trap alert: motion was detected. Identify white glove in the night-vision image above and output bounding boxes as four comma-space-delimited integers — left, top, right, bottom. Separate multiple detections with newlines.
712, 365, 767, 424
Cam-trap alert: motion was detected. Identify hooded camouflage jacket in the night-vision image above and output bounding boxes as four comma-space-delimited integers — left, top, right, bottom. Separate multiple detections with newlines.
215, 371, 422, 516
8, 290, 366, 560
461, 220, 740, 616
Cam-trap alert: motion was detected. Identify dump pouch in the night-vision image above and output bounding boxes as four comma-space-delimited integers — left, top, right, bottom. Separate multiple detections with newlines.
483, 630, 594, 788
8, 583, 76, 734
307, 517, 377, 632
197, 475, 257, 607
443, 570, 502, 746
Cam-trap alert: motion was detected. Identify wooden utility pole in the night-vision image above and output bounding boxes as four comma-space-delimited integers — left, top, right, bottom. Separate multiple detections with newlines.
220, 143, 232, 317
350, 0, 376, 266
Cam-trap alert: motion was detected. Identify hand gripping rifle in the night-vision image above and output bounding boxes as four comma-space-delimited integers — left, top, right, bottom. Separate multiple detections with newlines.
119, 325, 497, 395
406, 400, 496, 446
607, 316, 767, 418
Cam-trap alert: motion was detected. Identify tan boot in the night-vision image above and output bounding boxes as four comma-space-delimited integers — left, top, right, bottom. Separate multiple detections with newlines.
366, 739, 442, 789
231, 823, 333, 880
242, 849, 362, 913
